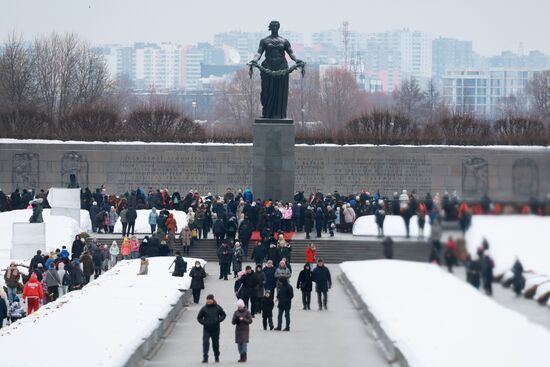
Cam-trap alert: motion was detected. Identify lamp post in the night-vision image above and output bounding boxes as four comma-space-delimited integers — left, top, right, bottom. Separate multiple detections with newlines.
192, 100, 197, 121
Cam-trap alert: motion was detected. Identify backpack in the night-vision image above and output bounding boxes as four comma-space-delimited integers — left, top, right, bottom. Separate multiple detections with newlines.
62, 271, 72, 286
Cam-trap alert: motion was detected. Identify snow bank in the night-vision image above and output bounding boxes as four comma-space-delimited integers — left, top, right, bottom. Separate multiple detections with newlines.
0, 256, 205, 367
340, 260, 550, 367
0, 209, 92, 259
353, 214, 431, 238
113, 209, 187, 234
465, 215, 550, 277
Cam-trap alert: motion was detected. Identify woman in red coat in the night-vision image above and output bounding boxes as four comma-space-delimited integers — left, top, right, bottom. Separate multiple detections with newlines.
305, 242, 317, 269
22, 273, 43, 315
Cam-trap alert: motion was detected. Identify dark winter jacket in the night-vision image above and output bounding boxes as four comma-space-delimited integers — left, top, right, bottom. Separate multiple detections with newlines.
255, 270, 266, 298
72, 238, 84, 259
197, 302, 226, 330
127, 207, 137, 223
189, 266, 207, 290
261, 295, 274, 317
217, 245, 233, 264
304, 209, 314, 232
92, 249, 104, 268
382, 237, 394, 259
262, 266, 277, 291
312, 265, 332, 293
277, 281, 294, 309
232, 308, 253, 344
172, 256, 187, 277
241, 272, 259, 298
80, 253, 94, 277
297, 267, 313, 292
251, 245, 266, 264
213, 219, 226, 236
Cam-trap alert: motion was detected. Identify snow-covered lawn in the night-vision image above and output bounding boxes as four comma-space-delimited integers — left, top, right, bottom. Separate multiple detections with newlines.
113, 209, 188, 234
352, 214, 431, 238
340, 260, 550, 367
465, 215, 550, 277
0, 256, 205, 367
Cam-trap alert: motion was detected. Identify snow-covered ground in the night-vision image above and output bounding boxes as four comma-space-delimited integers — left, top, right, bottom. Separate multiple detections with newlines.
352, 214, 431, 238
113, 209, 188, 234
340, 260, 550, 367
0, 256, 205, 367
0, 209, 92, 260
465, 215, 550, 277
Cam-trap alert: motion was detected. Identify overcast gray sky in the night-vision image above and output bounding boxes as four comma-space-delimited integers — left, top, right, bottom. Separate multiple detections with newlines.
2, 0, 549, 56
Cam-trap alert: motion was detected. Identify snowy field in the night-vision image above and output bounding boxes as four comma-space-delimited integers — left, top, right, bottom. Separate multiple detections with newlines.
340, 260, 550, 367
112, 209, 188, 234
465, 215, 550, 277
0, 256, 205, 367
352, 214, 431, 238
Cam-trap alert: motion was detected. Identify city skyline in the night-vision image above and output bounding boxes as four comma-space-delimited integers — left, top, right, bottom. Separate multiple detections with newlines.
2, 0, 550, 56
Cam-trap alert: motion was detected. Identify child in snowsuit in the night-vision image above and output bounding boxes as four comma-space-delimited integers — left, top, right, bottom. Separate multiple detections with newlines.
261, 290, 274, 330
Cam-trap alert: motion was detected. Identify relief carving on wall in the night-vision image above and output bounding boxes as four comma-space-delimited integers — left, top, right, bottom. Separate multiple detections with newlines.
462, 157, 488, 197
61, 151, 89, 188
12, 153, 39, 190
512, 158, 539, 197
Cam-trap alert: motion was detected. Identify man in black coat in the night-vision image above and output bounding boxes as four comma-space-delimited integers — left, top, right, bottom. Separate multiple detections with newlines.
240, 266, 259, 311
238, 218, 253, 256
216, 243, 233, 280
297, 263, 313, 310
312, 259, 332, 310
126, 206, 137, 236
197, 294, 226, 363
275, 277, 293, 331
29, 250, 44, 270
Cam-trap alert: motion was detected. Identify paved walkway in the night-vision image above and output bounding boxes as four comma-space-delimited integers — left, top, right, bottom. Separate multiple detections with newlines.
144, 264, 388, 367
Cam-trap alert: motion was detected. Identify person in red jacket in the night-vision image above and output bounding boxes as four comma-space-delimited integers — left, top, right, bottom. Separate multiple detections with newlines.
22, 272, 43, 315
305, 243, 317, 269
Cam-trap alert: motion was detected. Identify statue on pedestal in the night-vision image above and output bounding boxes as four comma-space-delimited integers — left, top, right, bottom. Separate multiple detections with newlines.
29, 197, 43, 223
248, 20, 305, 119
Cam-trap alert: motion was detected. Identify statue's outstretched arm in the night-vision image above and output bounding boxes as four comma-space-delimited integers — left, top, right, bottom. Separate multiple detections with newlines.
285, 39, 303, 65
250, 40, 265, 64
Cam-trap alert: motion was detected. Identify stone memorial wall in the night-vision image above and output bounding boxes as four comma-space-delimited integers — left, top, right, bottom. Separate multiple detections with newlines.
1, 140, 549, 202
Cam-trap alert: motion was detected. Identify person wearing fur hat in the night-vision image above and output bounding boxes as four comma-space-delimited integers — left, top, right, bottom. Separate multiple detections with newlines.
197, 294, 226, 363
232, 299, 253, 363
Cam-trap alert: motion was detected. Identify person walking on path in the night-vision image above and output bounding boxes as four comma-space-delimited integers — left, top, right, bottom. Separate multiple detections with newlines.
232, 299, 253, 363
22, 272, 43, 315
190, 260, 207, 304
274, 277, 293, 331
297, 263, 313, 310
109, 241, 119, 268
45, 263, 61, 302
262, 260, 277, 296
149, 207, 159, 234
312, 259, 332, 311
197, 294, 227, 363
3, 262, 20, 303
217, 242, 233, 280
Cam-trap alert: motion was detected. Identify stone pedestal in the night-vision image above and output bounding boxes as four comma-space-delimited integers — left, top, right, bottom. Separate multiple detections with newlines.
252, 118, 295, 202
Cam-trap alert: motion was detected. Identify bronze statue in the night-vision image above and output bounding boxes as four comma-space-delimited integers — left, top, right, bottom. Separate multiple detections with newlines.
248, 20, 305, 120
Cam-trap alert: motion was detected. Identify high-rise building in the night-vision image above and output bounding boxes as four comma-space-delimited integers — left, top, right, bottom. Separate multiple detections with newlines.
432, 37, 474, 80
489, 50, 550, 69
365, 30, 432, 88
96, 43, 183, 90
442, 68, 535, 116
183, 43, 224, 91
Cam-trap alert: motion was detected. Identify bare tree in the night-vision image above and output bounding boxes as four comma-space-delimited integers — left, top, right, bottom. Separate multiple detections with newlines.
319, 68, 365, 125
212, 68, 260, 126
33, 33, 111, 126
288, 69, 322, 124
0, 32, 36, 111
394, 77, 425, 121
527, 71, 550, 120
